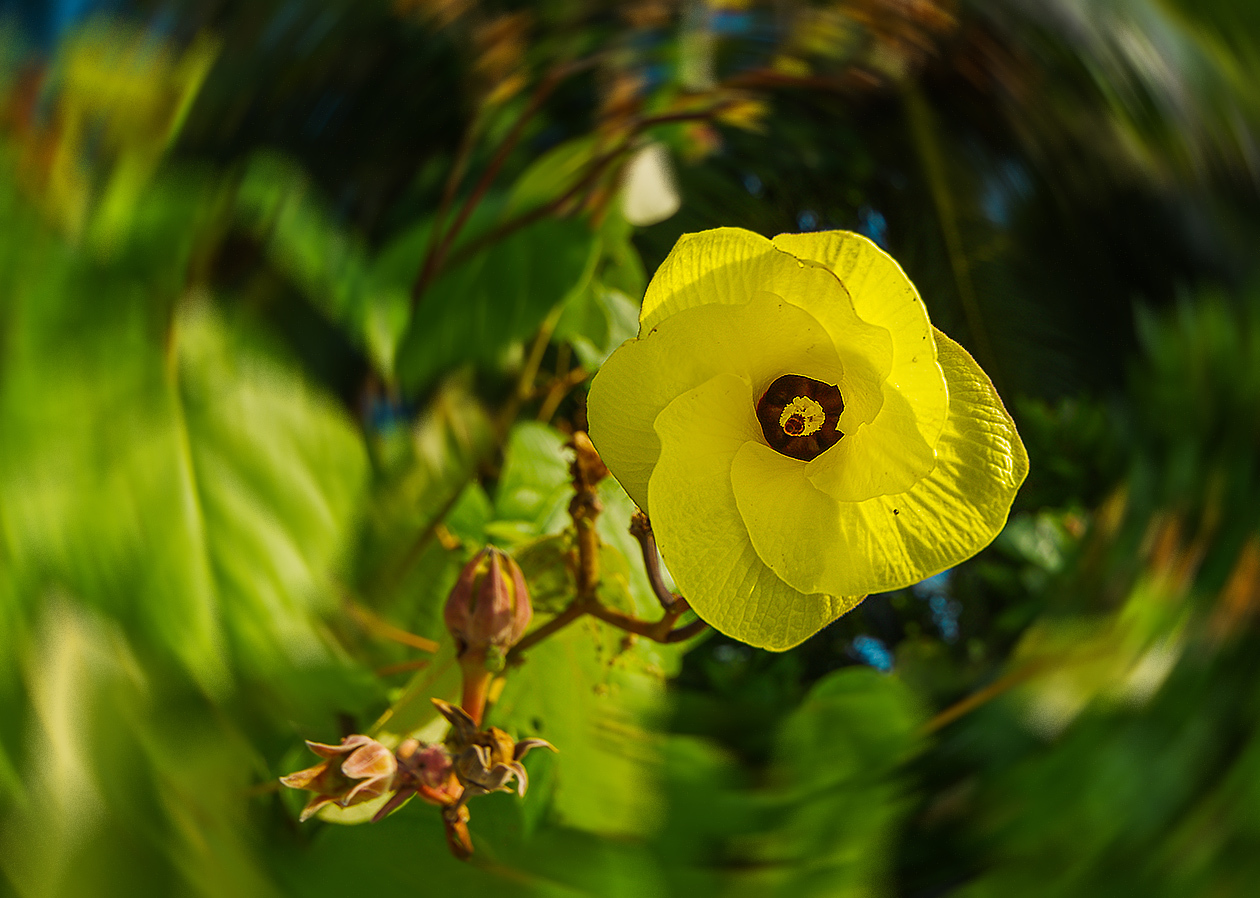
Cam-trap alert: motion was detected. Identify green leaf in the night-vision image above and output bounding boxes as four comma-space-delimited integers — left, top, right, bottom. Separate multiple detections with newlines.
234, 153, 414, 378
555, 281, 640, 370
490, 618, 668, 838
0, 172, 370, 692
763, 669, 924, 895
492, 421, 573, 541
504, 135, 600, 218
396, 218, 597, 393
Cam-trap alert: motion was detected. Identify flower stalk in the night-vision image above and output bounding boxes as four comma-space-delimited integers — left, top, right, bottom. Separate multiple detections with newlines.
445, 546, 533, 726
507, 433, 708, 665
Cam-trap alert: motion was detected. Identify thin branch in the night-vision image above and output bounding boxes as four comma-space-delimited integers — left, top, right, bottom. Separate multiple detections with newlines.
568, 432, 606, 600
535, 366, 588, 423
919, 658, 1057, 735
507, 436, 710, 664
445, 140, 632, 270
902, 80, 1003, 394
629, 511, 678, 611
664, 619, 709, 643
495, 307, 566, 436
375, 658, 433, 678
367, 486, 467, 596
412, 57, 600, 307
415, 112, 483, 307
445, 101, 736, 271
506, 599, 587, 662
345, 597, 441, 653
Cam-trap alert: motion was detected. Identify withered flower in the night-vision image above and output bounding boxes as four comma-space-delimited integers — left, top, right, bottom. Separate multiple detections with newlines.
280, 734, 397, 822
432, 698, 555, 798
371, 737, 462, 822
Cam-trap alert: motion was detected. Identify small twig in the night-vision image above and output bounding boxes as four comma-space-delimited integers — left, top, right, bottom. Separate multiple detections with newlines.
629, 511, 679, 612
367, 487, 466, 596
568, 432, 606, 600
345, 598, 441, 653
414, 112, 483, 306
445, 101, 736, 271
506, 599, 587, 663
535, 366, 588, 423
496, 307, 565, 436
375, 658, 433, 678
663, 618, 709, 643
919, 658, 1057, 735
506, 435, 709, 664
412, 57, 599, 307
445, 139, 632, 271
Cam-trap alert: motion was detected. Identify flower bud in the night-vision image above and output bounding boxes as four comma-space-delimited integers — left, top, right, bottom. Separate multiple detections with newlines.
444, 547, 532, 671
279, 734, 397, 822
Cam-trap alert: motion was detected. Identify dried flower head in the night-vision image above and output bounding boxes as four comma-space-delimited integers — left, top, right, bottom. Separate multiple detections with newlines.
431, 698, 555, 798
279, 734, 397, 822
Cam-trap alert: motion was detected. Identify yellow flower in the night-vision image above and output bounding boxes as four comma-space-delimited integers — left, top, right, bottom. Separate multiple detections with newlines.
587, 227, 1028, 650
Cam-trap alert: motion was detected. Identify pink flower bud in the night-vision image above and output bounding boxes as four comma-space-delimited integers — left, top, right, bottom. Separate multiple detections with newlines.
444, 547, 532, 669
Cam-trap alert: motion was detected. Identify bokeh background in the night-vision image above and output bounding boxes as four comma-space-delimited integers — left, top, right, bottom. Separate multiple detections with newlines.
3, 0, 1260, 895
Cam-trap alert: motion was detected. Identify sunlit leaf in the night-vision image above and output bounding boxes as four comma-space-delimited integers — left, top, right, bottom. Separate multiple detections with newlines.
395, 218, 598, 393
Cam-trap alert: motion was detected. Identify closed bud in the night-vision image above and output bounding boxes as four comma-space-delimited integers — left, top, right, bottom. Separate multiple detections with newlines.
444, 547, 532, 671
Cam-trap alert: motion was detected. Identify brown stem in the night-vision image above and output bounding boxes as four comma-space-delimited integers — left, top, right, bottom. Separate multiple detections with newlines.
414, 112, 482, 307
368, 487, 467, 596
445, 101, 734, 271
506, 599, 587, 664
629, 511, 678, 611
506, 440, 710, 664
568, 432, 606, 600
495, 309, 565, 438
375, 658, 432, 678
585, 600, 707, 644
664, 618, 710, 643
919, 658, 1057, 735
412, 58, 598, 308
535, 366, 588, 424
446, 140, 632, 271
345, 600, 441, 653
509, 592, 707, 663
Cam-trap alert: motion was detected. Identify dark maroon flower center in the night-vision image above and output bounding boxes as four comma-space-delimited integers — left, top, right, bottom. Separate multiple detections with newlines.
755, 374, 845, 461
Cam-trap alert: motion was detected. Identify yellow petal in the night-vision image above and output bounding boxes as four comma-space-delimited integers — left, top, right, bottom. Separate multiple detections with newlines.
804, 379, 936, 501
637, 230, 895, 433
638, 227, 785, 332
732, 329, 1027, 596
647, 372, 863, 650
772, 230, 948, 453
588, 291, 846, 511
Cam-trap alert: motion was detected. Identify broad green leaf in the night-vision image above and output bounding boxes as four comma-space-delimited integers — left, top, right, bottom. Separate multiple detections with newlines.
235, 153, 413, 377
505, 135, 600, 217
396, 218, 597, 393
492, 421, 572, 540
555, 281, 640, 370
0, 173, 369, 691
490, 618, 668, 838
754, 669, 924, 896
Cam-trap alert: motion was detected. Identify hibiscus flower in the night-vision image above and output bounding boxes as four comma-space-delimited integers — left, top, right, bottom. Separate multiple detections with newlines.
587, 227, 1027, 650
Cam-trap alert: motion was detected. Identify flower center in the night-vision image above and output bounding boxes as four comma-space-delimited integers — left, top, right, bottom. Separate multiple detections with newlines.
756, 374, 844, 461
778, 397, 825, 437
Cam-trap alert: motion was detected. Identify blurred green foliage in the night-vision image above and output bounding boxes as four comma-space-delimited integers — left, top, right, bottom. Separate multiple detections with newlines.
2, 0, 1260, 895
